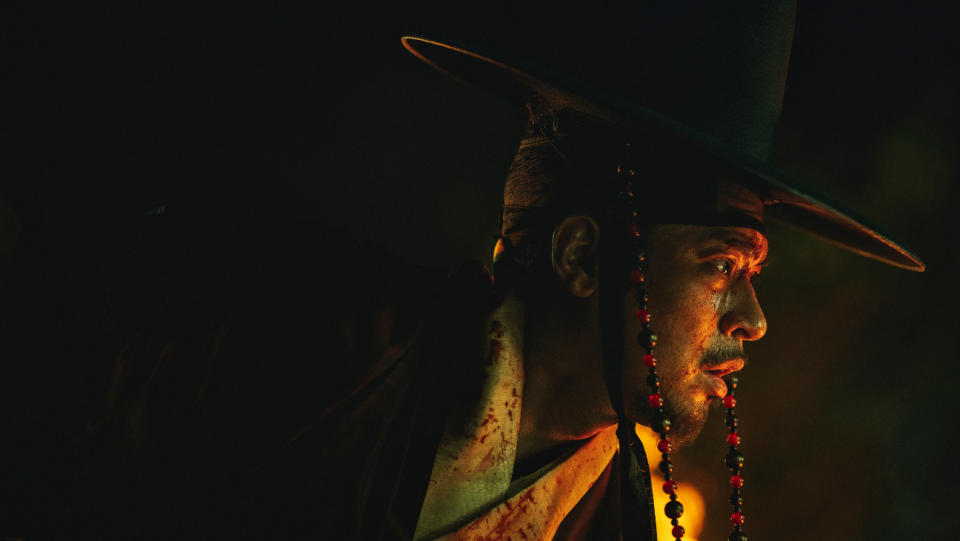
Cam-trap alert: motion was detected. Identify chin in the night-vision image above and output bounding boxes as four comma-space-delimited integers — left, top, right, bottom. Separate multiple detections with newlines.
662, 395, 712, 449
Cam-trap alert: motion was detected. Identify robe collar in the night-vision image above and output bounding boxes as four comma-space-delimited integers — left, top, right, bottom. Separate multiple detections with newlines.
413, 293, 621, 540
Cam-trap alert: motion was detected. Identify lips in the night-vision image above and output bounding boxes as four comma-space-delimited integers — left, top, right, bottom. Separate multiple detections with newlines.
703, 358, 745, 378
702, 359, 745, 398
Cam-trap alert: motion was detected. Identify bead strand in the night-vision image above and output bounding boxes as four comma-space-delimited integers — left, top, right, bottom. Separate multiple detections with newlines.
724, 375, 746, 541
621, 169, 685, 540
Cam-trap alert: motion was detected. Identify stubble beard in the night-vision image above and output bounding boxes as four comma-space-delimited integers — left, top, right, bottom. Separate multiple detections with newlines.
659, 381, 714, 448
642, 340, 743, 448
629, 372, 714, 449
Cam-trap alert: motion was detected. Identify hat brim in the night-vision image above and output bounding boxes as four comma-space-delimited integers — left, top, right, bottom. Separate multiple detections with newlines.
401, 36, 925, 272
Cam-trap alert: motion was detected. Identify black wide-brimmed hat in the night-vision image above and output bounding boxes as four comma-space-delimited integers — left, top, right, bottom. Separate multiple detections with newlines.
401, 2, 924, 272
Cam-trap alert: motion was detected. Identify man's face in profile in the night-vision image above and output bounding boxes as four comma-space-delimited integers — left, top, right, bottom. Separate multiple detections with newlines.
623, 225, 769, 446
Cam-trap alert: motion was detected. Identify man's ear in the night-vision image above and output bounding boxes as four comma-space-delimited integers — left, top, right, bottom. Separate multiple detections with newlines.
552, 214, 601, 298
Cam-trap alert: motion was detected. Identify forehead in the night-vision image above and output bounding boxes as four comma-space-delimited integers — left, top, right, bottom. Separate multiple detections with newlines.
651, 225, 769, 262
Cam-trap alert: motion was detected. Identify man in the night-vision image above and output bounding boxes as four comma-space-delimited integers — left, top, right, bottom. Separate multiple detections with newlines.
391, 2, 923, 539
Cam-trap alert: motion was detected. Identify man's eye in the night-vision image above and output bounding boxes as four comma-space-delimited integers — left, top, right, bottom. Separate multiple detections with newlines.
715, 259, 734, 275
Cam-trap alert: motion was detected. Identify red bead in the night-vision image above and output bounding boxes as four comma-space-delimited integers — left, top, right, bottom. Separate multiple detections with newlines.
723, 395, 737, 409
672, 525, 686, 539
657, 439, 672, 453
637, 308, 650, 322
727, 433, 741, 446
730, 511, 745, 526
630, 269, 645, 283
730, 474, 744, 488
662, 480, 678, 494
648, 393, 663, 408
643, 353, 656, 367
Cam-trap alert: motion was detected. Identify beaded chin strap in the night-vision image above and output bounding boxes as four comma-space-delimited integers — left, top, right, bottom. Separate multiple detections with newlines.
618, 155, 747, 541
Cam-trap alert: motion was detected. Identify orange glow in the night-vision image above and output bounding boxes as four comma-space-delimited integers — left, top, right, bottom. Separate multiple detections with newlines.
492, 237, 507, 262
636, 426, 707, 541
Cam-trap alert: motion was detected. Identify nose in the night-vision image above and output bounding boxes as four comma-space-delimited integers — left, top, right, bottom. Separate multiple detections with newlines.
718, 278, 767, 341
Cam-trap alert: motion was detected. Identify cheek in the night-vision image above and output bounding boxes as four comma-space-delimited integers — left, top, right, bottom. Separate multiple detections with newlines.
655, 285, 722, 374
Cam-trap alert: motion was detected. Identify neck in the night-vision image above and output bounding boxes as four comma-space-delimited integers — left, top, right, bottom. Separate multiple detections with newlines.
515, 290, 617, 465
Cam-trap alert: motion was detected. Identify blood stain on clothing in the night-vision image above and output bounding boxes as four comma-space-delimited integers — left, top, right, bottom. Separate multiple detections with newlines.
487, 339, 504, 365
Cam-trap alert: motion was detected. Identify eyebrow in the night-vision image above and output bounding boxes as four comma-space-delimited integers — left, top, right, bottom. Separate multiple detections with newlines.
699, 231, 769, 267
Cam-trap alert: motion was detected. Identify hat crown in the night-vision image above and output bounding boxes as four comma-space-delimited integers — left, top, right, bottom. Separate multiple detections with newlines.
618, 1, 797, 161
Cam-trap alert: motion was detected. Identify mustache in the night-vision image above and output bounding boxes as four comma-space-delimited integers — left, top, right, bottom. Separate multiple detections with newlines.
699, 341, 748, 368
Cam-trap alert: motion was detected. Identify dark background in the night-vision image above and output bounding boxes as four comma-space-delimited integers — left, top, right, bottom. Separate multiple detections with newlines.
2, 1, 957, 539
